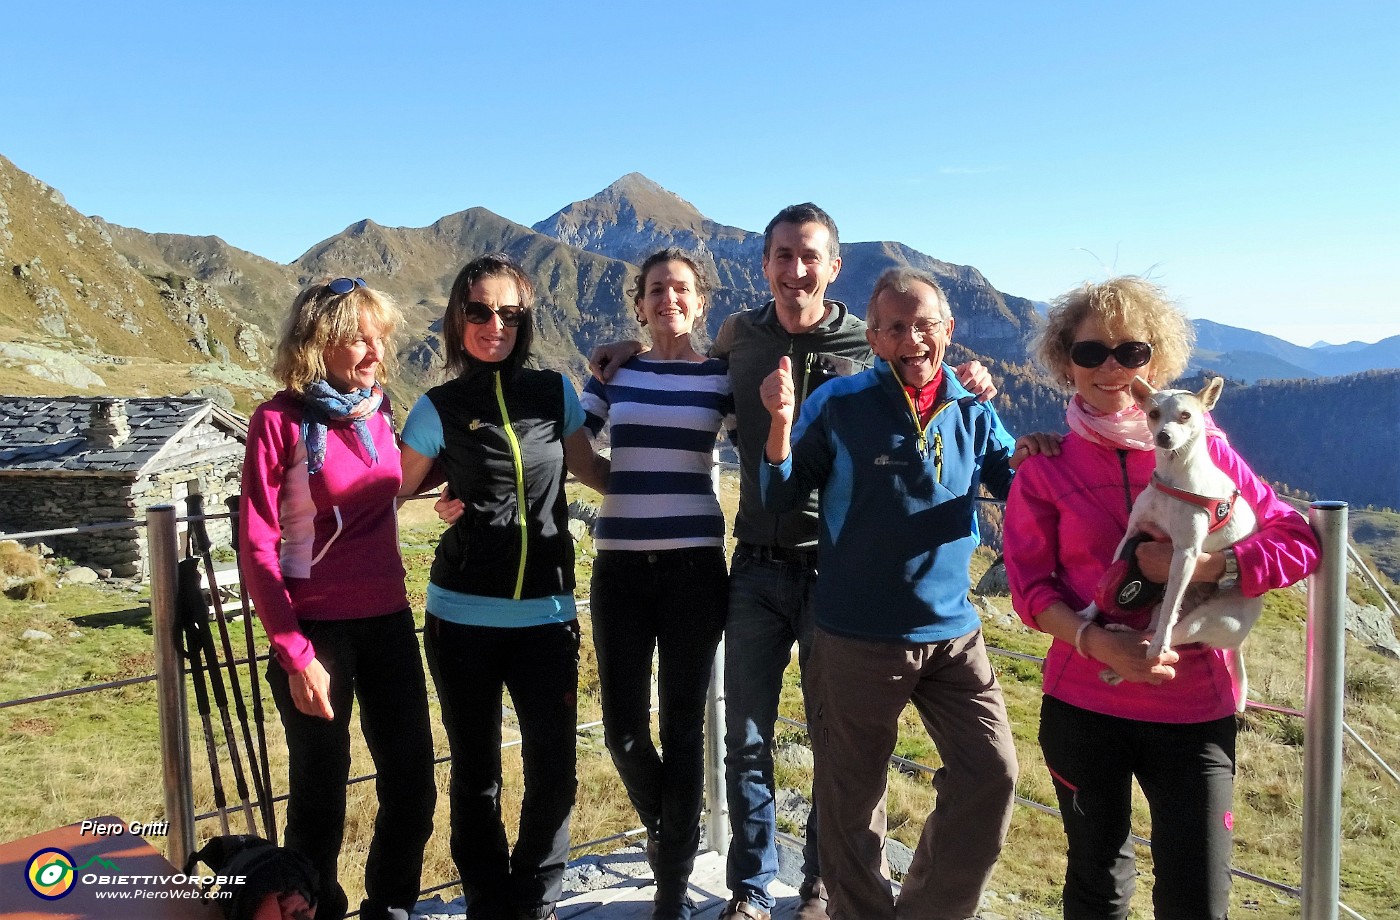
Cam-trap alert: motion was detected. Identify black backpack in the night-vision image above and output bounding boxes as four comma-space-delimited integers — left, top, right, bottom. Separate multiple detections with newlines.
184, 835, 318, 920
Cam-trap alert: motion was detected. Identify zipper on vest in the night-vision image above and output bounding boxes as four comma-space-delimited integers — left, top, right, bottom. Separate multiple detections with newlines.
798, 350, 816, 406
494, 370, 529, 600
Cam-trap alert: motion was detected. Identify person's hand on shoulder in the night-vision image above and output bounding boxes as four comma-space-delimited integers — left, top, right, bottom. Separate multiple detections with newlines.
1010, 432, 1064, 469
587, 340, 644, 382
955, 360, 997, 402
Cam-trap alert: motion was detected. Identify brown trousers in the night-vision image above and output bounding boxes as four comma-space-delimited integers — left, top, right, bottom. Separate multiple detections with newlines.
809, 627, 1018, 920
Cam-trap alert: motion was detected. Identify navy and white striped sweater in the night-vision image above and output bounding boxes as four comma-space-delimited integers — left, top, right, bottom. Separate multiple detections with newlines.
582, 356, 736, 551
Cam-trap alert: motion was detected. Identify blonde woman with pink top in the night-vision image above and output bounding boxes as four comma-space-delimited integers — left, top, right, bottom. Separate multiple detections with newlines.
1003, 276, 1318, 920
240, 277, 435, 920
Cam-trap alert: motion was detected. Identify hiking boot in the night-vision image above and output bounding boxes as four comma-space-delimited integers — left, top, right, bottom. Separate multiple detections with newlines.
795, 877, 830, 920
719, 898, 771, 920
652, 888, 695, 920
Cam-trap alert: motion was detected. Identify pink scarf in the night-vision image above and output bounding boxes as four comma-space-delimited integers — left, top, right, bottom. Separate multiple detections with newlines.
1065, 393, 1228, 451
1065, 395, 1154, 451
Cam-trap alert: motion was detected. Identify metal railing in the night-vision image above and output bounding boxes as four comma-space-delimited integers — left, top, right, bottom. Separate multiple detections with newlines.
0, 498, 1378, 919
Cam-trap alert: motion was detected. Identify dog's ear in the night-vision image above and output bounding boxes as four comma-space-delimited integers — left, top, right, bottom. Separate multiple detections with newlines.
1129, 375, 1157, 407
1198, 376, 1224, 412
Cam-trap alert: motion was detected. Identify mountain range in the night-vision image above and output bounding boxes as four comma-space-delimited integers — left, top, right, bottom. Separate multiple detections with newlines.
1, 153, 1396, 512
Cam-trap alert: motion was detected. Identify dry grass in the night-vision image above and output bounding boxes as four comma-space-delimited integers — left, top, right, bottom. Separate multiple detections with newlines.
1, 542, 46, 579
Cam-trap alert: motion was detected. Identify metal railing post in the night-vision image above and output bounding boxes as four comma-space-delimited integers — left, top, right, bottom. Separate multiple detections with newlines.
1302, 501, 1347, 920
706, 641, 729, 857
149, 504, 195, 863
706, 446, 730, 855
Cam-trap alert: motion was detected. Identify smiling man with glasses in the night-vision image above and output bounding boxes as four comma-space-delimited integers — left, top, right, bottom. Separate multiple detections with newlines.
756, 266, 1053, 920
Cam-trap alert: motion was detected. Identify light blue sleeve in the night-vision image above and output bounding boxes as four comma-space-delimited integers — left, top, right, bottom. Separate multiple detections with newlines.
401, 395, 445, 458
561, 376, 585, 437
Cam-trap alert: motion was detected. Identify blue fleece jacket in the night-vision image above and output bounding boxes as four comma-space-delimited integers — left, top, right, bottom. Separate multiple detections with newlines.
760, 361, 1016, 643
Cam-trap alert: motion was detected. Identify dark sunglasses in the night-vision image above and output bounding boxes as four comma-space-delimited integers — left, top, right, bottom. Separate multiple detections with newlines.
462, 301, 528, 328
326, 277, 366, 295
1070, 340, 1153, 369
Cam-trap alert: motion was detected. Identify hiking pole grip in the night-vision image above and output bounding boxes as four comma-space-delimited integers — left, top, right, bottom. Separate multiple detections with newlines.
185, 493, 213, 556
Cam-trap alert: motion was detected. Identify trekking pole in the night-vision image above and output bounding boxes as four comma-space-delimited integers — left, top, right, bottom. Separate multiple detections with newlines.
225, 493, 278, 843
184, 494, 260, 835
177, 557, 232, 837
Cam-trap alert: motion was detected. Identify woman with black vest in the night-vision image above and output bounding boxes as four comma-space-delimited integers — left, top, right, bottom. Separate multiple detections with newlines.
400, 253, 607, 920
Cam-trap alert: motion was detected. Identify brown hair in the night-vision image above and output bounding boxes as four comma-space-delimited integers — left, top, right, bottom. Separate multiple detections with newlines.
627, 249, 712, 325
442, 253, 536, 377
763, 202, 840, 261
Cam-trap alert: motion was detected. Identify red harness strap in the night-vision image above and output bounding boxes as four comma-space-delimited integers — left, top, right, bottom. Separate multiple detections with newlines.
1151, 472, 1240, 534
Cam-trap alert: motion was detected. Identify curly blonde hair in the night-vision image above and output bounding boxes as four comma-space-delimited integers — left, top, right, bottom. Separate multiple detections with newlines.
272, 279, 404, 392
1034, 276, 1194, 389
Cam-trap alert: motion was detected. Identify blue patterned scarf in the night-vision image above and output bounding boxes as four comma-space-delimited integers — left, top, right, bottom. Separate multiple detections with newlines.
300, 381, 384, 474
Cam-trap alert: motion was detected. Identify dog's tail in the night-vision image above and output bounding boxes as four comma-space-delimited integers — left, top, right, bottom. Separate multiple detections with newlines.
1226, 648, 1249, 713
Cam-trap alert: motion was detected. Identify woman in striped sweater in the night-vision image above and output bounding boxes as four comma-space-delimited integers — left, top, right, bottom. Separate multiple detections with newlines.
580, 249, 735, 920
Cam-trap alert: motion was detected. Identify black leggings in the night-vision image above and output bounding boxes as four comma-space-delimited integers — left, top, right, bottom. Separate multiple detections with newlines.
589, 547, 727, 891
424, 616, 580, 920
267, 610, 436, 920
1039, 694, 1236, 920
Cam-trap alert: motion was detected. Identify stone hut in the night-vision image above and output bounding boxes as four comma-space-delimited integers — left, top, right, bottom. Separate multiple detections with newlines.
0, 396, 247, 577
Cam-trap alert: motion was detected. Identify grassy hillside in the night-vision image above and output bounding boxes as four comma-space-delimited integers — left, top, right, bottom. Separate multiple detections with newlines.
0, 155, 254, 370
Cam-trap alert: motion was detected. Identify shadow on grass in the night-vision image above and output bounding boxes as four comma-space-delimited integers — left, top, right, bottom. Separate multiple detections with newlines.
71, 605, 153, 633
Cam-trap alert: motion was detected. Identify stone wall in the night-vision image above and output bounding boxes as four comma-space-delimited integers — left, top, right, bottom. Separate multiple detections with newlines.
0, 474, 144, 576
0, 422, 246, 578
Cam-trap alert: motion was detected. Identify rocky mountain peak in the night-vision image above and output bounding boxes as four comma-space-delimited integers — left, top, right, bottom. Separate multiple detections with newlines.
538, 173, 709, 237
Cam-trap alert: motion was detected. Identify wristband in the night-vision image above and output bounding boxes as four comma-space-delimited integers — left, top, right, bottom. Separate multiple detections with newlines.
1073, 619, 1093, 659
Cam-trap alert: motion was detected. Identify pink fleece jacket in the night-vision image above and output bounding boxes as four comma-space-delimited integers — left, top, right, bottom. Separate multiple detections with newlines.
239, 390, 409, 672
1005, 431, 1320, 723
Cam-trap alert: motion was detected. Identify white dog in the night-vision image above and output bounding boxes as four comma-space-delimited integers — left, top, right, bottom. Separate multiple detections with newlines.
1084, 376, 1261, 709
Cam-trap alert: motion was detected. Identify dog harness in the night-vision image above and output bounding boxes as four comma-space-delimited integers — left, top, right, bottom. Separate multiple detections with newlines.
1151, 472, 1240, 534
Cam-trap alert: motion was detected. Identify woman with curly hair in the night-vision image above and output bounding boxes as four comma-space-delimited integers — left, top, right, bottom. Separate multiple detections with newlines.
1003, 276, 1319, 920
240, 277, 435, 920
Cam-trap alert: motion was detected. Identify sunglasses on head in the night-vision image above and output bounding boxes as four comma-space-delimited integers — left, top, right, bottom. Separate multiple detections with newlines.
326, 277, 366, 295
462, 301, 528, 328
1070, 340, 1153, 369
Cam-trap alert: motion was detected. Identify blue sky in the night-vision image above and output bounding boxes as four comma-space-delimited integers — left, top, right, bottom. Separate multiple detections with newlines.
3, 1, 1396, 346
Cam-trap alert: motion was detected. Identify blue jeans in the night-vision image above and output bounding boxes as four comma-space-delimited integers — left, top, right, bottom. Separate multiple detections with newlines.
723, 544, 822, 910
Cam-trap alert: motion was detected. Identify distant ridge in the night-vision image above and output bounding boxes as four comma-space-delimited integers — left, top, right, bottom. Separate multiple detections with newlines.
3, 152, 1397, 508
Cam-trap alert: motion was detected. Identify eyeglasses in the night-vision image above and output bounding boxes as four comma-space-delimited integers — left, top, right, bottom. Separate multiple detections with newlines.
874, 319, 945, 340
326, 277, 366, 295
1070, 340, 1153, 369
462, 301, 528, 328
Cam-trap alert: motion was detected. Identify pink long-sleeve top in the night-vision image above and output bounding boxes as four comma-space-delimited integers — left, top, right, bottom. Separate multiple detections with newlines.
239, 390, 409, 672
1004, 430, 1320, 723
